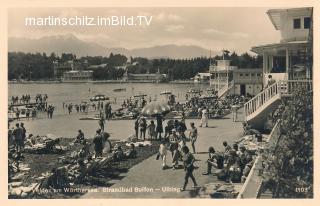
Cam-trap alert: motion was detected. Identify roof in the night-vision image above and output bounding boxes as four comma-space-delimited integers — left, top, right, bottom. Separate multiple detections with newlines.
267, 7, 312, 30
251, 40, 308, 54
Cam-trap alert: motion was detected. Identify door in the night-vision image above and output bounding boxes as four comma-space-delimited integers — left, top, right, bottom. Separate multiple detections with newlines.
240, 84, 246, 96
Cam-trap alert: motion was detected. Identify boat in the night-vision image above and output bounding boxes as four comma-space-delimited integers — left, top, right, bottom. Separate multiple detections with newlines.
90, 94, 109, 101
160, 91, 172, 95
113, 88, 126, 92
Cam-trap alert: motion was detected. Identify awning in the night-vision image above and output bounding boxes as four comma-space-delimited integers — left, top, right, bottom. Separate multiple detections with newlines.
251, 41, 308, 55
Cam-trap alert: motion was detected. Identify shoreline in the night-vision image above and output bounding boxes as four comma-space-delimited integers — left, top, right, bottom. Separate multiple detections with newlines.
9, 80, 204, 85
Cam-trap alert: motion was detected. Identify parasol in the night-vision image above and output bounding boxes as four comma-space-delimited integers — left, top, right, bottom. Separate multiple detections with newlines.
141, 101, 171, 116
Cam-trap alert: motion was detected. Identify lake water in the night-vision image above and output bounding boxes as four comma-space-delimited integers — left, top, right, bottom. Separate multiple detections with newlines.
8, 83, 209, 140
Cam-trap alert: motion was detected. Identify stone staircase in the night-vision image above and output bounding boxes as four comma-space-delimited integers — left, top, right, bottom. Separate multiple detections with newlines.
244, 80, 312, 129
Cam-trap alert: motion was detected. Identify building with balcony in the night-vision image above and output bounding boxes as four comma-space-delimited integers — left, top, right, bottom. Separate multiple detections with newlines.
251, 7, 313, 86
244, 7, 313, 130
209, 59, 237, 91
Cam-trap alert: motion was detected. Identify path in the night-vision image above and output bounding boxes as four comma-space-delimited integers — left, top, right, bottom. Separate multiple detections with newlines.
82, 109, 244, 198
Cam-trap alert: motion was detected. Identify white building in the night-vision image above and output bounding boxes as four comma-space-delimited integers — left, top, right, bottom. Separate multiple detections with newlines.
209, 59, 237, 91
193, 72, 211, 84
251, 7, 313, 86
62, 70, 93, 82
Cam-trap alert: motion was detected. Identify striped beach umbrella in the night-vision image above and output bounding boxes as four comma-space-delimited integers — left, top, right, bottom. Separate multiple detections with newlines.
141, 101, 171, 116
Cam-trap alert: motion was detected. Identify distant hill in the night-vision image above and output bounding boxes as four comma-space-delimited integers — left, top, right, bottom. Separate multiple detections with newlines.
8, 34, 218, 59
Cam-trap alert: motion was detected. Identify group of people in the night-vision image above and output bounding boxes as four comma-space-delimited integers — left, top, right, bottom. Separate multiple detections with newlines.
134, 114, 165, 140
121, 96, 152, 110
9, 122, 27, 153
91, 128, 137, 161
178, 94, 249, 120
202, 141, 254, 183
10, 94, 48, 105
63, 102, 90, 114
11, 94, 32, 104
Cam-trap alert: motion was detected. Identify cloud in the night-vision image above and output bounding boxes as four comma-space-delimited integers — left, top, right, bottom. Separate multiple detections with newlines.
156, 12, 184, 22
202, 28, 225, 35
165, 24, 184, 33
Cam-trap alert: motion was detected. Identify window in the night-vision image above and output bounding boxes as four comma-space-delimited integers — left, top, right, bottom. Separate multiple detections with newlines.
240, 74, 243, 77
304, 17, 311, 29
251, 73, 255, 76
257, 73, 261, 76
293, 18, 301, 29
245, 74, 249, 77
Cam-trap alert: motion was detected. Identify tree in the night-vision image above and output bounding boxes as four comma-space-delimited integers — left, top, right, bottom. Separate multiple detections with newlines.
262, 88, 313, 198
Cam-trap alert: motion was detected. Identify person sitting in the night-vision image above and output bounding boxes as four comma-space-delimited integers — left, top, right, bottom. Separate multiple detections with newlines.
75, 129, 85, 144
232, 143, 241, 156
223, 141, 232, 154
229, 162, 242, 183
241, 162, 253, 183
113, 145, 125, 161
125, 143, 137, 159
225, 150, 242, 183
202, 147, 224, 175
239, 145, 253, 170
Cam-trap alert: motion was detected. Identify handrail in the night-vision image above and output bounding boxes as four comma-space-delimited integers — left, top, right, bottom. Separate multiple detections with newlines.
244, 81, 278, 119
218, 80, 234, 98
244, 80, 312, 120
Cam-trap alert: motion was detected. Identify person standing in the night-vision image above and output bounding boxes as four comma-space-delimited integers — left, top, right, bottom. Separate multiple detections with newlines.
12, 123, 23, 152
147, 120, 156, 140
20, 123, 26, 149
231, 104, 238, 122
155, 114, 164, 140
200, 107, 208, 127
98, 115, 105, 132
134, 116, 140, 138
265, 74, 276, 89
189, 122, 198, 154
26, 109, 30, 120
139, 117, 147, 140
181, 146, 198, 191
159, 140, 168, 170
93, 129, 103, 158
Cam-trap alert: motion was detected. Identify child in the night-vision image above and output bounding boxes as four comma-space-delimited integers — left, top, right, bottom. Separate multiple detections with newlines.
147, 120, 156, 140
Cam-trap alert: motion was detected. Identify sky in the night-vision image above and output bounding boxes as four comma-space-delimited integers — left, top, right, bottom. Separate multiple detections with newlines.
8, 7, 281, 53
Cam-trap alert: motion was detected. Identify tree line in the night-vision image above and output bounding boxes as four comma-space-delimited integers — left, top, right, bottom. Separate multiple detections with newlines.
8, 51, 262, 80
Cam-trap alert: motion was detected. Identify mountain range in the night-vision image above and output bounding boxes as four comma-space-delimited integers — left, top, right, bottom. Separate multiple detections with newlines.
8, 34, 218, 59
